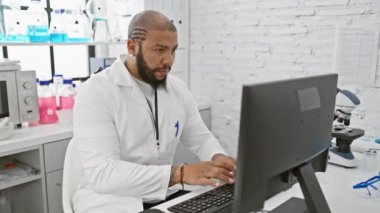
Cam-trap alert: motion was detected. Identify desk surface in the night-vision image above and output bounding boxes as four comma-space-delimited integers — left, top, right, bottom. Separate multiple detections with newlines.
155, 154, 380, 212
0, 122, 72, 154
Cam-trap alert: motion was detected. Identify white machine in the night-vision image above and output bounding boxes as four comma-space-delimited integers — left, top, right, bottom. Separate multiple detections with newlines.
329, 89, 365, 168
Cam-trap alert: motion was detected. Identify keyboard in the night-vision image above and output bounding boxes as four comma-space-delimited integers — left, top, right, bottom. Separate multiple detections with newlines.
168, 184, 234, 213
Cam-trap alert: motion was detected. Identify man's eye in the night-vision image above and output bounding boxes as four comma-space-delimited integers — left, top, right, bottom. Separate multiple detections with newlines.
155, 48, 165, 53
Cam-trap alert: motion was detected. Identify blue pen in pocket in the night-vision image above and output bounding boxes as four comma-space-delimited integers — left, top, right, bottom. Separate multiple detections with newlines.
175, 121, 179, 138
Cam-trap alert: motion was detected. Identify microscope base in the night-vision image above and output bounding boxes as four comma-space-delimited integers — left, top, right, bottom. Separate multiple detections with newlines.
328, 148, 358, 168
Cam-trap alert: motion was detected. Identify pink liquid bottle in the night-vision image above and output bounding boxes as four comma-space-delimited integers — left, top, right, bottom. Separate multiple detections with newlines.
38, 80, 58, 124
59, 79, 75, 110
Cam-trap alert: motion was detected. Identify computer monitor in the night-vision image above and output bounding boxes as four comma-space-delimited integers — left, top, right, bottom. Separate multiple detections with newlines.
234, 73, 337, 213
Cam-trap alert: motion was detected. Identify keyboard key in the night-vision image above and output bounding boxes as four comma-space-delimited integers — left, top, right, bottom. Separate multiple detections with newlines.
168, 184, 234, 213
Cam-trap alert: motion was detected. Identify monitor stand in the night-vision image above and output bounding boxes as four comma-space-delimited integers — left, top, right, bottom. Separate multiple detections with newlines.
271, 197, 306, 213
270, 163, 330, 213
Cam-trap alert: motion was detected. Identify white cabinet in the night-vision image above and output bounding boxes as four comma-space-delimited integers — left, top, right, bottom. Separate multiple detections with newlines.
0, 146, 46, 213
43, 139, 70, 213
0, 126, 71, 213
46, 170, 64, 213
43, 139, 70, 173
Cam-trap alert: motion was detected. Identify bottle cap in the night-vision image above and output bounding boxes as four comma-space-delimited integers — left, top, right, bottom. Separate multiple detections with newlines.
39, 80, 50, 85
63, 79, 73, 84
375, 138, 380, 144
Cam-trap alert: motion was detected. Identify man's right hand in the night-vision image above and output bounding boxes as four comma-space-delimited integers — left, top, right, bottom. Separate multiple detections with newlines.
170, 161, 235, 188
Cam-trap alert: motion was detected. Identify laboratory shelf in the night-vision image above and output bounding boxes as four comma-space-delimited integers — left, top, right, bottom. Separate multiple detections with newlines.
0, 41, 127, 46
0, 174, 42, 190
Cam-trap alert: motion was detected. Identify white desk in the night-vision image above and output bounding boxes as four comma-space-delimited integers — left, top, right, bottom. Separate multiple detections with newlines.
155, 154, 380, 212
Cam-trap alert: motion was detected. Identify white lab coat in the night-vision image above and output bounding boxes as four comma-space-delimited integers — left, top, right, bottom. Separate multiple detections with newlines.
72, 55, 226, 213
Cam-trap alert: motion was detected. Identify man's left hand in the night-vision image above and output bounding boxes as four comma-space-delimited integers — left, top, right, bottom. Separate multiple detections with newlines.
211, 153, 237, 181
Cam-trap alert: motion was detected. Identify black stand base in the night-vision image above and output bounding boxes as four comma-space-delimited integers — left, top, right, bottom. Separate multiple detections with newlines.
271, 197, 307, 213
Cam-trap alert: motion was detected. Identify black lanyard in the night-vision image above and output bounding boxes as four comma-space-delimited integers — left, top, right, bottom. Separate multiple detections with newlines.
146, 88, 159, 152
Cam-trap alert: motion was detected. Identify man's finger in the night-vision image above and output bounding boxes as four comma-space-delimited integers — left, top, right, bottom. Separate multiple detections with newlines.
207, 167, 234, 184
200, 177, 218, 187
212, 156, 236, 173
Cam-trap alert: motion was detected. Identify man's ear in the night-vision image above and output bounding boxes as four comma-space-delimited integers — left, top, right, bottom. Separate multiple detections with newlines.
127, 39, 139, 57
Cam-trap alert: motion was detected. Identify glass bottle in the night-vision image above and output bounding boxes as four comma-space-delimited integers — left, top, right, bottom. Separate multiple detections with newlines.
49, 9, 67, 42
38, 80, 58, 124
3, 3, 28, 42
27, 0, 49, 42
59, 79, 75, 110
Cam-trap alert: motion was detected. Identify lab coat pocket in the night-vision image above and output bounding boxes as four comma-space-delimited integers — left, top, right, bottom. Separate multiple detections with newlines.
158, 120, 182, 163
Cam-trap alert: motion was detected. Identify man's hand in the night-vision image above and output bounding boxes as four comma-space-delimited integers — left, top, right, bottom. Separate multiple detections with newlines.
182, 161, 235, 187
169, 154, 237, 188
211, 153, 237, 177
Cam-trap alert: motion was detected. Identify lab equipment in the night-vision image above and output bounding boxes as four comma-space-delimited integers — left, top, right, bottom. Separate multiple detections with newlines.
38, 80, 58, 124
86, 0, 110, 42
108, 0, 131, 41
329, 89, 365, 168
51, 74, 63, 108
49, 9, 67, 42
0, 70, 39, 126
59, 79, 75, 110
170, 74, 337, 213
361, 149, 380, 173
65, 9, 91, 42
375, 138, 380, 144
0, 2, 12, 41
0, 117, 9, 127
2, 3, 29, 42
0, 21, 5, 41
0, 121, 13, 141
27, 0, 49, 42
353, 175, 380, 198
334, 89, 360, 126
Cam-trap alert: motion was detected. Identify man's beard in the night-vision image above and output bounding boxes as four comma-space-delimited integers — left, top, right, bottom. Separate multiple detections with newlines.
136, 49, 170, 89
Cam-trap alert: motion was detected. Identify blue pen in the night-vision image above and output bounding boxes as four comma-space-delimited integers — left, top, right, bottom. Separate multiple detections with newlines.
175, 121, 179, 138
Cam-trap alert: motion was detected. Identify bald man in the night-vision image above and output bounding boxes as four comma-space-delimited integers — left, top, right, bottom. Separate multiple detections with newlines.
71, 10, 236, 212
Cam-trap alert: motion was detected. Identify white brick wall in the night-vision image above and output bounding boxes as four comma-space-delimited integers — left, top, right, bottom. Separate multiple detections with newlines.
190, 0, 380, 156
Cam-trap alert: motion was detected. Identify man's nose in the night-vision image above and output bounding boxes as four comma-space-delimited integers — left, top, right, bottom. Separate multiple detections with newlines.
162, 52, 175, 66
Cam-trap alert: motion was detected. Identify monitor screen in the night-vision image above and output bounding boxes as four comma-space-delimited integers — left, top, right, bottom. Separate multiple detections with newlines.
234, 73, 337, 213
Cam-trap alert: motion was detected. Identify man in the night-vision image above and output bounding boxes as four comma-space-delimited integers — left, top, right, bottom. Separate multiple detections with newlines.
72, 10, 236, 212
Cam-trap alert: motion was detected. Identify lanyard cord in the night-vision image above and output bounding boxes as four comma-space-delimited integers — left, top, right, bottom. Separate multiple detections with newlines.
146, 88, 159, 149
154, 88, 159, 143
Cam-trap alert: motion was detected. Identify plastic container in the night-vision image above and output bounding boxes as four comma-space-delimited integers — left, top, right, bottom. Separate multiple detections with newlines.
49, 9, 67, 42
93, 18, 110, 42
27, 0, 49, 42
86, 0, 110, 42
360, 149, 380, 176
51, 74, 63, 108
2, 4, 29, 42
59, 79, 75, 110
375, 137, 380, 144
0, 122, 14, 141
38, 80, 58, 124
0, 23, 6, 41
65, 10, 91, 42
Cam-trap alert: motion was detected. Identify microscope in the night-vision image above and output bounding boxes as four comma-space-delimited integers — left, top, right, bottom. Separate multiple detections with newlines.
328, 89, 365, 168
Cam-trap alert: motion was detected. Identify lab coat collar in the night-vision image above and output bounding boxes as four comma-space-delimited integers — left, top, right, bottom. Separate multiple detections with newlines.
109, 54, 136, 88
109, 54, 158, 117
109, 54, 169, 92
